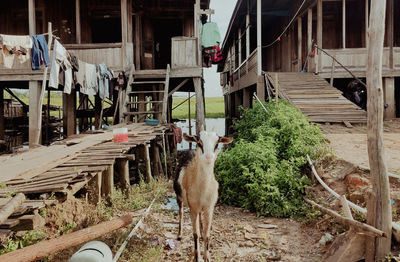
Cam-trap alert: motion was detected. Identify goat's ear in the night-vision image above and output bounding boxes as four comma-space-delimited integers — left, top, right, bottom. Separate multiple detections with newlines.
218, 136, 233, 144
183, 133, 199, 143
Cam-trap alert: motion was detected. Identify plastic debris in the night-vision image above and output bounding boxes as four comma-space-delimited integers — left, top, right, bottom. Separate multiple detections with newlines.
319, 233, 334, 245
165, 239, 179, 250
165, 198, 179, 211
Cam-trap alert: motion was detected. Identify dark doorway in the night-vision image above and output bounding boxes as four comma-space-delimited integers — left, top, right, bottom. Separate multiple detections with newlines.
91, 18, 122, 43
153, 19, 183, 69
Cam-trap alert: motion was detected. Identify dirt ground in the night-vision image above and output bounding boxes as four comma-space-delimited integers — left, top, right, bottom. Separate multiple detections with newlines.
320, 119, 400, 174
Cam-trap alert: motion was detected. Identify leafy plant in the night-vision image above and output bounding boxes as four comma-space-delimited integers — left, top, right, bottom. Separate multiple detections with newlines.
215, 100, 326, 217
0, 230, 46, 255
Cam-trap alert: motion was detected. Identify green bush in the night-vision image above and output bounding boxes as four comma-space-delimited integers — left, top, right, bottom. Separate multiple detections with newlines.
215, 100, 326, 217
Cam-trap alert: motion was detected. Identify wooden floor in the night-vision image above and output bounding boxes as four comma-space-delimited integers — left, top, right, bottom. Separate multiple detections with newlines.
266, 72, 367, 123
0, 123, 168, 197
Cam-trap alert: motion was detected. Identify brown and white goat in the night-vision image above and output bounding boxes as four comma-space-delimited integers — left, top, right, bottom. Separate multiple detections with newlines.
173, 128, 233, 262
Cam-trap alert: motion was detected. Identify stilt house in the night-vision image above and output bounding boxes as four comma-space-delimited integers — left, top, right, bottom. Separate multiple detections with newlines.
0, 0, 210, 148
218, 0, 400, 135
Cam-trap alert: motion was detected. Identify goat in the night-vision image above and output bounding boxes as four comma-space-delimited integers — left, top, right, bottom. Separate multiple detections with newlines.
173, 127, 233, 262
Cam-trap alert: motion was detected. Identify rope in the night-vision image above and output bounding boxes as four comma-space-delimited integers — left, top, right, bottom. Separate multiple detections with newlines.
262, 0, 307, 49
313, 45, 367, 89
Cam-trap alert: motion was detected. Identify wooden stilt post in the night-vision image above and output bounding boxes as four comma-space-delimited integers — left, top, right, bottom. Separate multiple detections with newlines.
243, 88, 250, 109
116, 159, 130, 190
62, 92, 76, 137
144, 144, 152, 182
29, 81, 40, 147
94, 95, 101, 129
88, 172, 102, 204
383, 77, 395, 119
188, 91, 192, 150
366, 1, 392, 261
102, 165, 114, 198
194, 77, 205, 135
151, 142, 160, 177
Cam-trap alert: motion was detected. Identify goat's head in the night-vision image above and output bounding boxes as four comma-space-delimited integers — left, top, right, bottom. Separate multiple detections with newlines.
183, 126, 233, 165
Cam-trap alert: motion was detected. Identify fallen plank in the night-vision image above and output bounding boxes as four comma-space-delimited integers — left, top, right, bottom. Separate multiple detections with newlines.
0, 193, 25, 224
0, 214, 133, 262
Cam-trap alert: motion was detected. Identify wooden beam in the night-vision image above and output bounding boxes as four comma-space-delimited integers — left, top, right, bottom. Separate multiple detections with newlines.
28, 0, 36, 35
238, 27, 242, 66
305, 199, 386, 238
0, 194, 25, 225
29, 81, 40, 148
365, 0, 369, 49
144, 144, 152, 182
317, 0, 323, 73
75, 0, 81, 44
168, 78, 189, 97
0, 215, 133, 262
257, 0, 262, 76
366, 1, 392, 260
307, 8, 312, 72
342, 0, 346, 48
297, 17, 302, 72
384, 77, 395, 119
194, 77, 205, 135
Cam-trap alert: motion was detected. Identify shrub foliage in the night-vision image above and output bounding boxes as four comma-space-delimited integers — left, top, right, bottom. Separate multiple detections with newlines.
215, 100, 325, 217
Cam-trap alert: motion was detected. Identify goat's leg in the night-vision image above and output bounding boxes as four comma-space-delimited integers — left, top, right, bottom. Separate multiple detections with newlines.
199, 213, 204, 240
177, 198, 183, 240
203, 207, 215, 262
190, 210, 201, 262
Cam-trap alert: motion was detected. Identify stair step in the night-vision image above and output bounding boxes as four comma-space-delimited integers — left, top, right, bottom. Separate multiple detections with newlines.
132, 81, 165, 85
129, 90, 164, 94
124, 111, 162, 115
126, 101, 163, 104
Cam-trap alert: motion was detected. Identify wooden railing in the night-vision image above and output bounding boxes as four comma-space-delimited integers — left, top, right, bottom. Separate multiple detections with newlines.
233, 48, 258, 81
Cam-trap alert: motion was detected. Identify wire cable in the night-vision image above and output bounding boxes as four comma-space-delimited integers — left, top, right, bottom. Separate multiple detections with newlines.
262, 0, 307, 49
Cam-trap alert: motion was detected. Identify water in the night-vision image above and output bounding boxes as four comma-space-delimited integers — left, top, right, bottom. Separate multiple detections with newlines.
175, 118, 225, 151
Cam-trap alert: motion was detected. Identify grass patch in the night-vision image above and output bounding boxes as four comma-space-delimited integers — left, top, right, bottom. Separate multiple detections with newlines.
172, 97, 224, 119
215, 100, 327, 218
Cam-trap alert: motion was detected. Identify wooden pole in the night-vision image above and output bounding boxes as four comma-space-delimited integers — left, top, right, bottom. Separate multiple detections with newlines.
34, 22, 53, 145
144, 144, 152, 182
75, 0, 81, 44
0, 193, 25, 224
28, 0, 36, 35
342, 0, 346, 49
257, 0, 262, 76
194, 77, 205, 135
366, 0, 392, 260
116, 159, 130, 190
274, 73, 279, 105
0, 215, 132, 262
330, 57, 335, 87
317, 0, 322, 74
297, 17, 302, 72
307, 8, 312, 72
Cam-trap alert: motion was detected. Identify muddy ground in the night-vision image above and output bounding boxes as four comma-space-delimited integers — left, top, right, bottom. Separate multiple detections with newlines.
2, 120, 400, 261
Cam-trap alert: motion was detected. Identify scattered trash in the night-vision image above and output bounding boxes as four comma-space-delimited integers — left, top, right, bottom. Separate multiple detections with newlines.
139, 223, 153, 234
164, 198, 179, 211
165, 239, 179, 250
258, 224, 278, 229
319, 233, 334, 245
151, 236, 163, 247
164, 231, 175, 239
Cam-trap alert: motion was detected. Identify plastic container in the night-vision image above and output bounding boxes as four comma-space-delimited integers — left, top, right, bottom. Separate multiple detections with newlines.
68, 241, 113, 262
113, 127, 128, 143
145, 119, 160, 126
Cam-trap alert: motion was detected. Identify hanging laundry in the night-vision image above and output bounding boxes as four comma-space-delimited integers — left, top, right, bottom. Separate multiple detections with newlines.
76, 59, 86, 90
97, 63, 113, 100
30, 34, 50, 70
201, 22, 221, 48
0, 34, 32, 68
84, 63, 98, 96
49, 39, 73, 94
107, 68, 115, 100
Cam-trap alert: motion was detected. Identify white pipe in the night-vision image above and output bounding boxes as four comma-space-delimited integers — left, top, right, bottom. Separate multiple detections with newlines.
113, 198, 155, 262
358, 164, 400, 180
306, 154, 400, 233
257, 0, 262, 76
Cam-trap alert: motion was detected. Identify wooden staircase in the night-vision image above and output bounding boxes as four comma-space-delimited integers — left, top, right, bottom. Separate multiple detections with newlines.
122, 65, 170, 123
266, 72, 367, 123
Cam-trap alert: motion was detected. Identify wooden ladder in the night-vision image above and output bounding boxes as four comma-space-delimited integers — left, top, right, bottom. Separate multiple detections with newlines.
122, 65, 170, 123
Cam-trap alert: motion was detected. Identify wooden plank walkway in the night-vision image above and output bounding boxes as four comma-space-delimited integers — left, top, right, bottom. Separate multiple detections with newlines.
0, 123, 168, 198
266, 72, 367, 123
